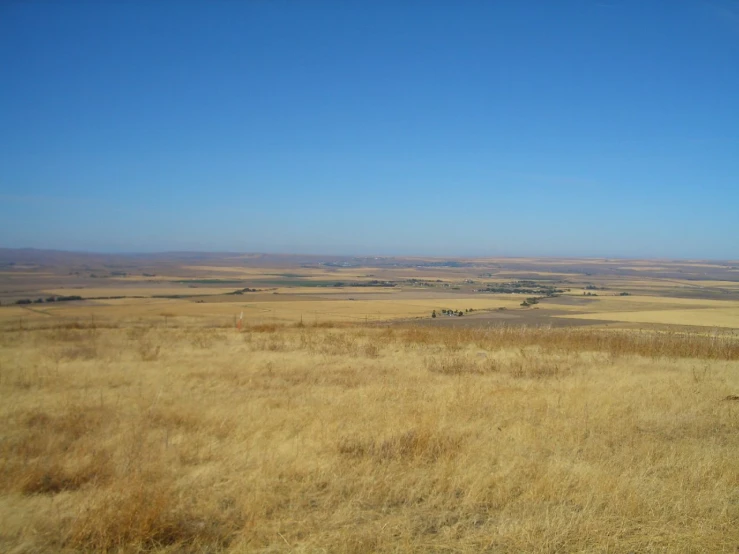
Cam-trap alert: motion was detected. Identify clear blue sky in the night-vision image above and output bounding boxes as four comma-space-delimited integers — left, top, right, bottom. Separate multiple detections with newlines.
1, 1, 737, 259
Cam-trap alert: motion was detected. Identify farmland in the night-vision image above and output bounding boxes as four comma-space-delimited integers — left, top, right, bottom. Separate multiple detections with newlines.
2, 250, 739, 331
1, 250, 738, 552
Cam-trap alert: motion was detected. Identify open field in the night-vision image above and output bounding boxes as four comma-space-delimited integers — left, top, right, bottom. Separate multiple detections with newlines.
41, 287, 244, 298
1, 251, 739, 551
2, 250, 739, 331
6, 294, 738, 330
1, 321, 738, 552
557, 308, 739, 328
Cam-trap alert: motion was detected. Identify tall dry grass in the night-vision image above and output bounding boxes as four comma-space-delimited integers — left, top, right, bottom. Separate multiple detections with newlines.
0, 321, 737, 552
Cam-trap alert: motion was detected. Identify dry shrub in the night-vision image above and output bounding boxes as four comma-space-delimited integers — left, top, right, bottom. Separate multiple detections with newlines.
46, 327, 90, 343
138, 340, 161, 361
41, 321, 104, 340
299, 330, 316, 352
399, 325, 739, 361
310, 321, 339, 329
318, 332, 358, 356
338, 428, 463, 463
187, 368, 250, 388
1, 405, 113, 494
425, 348, 576, 379
64, 476, 237, 551
42, 327, 99, 360
246, 326, 370, 354
126, 325, 152, 341
2, 361, 68, 390
191, 329, 216, 348
377, 326, 397, 342
247, 323, 281, 333
363, 341, 380, 358
147, 405, 201, 432
506, 356, 571, 379
399, 327, 434, 346
124, 326, 161, 360
425, 353, 488, 375
249, 334, 290, 352
27, 405, 109, 446
61, 342, 99, 361
21, 449, 113, 495
0, 329, 19, 347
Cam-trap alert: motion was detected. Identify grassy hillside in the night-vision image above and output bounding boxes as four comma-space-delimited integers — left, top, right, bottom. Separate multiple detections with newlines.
1, 321, 738, 552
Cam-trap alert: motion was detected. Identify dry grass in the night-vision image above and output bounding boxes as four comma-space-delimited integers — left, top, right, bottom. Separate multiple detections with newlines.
557, 307, 739, 328
395, 324, 739, 360
1, 321, 738, 553
41, 287, 242, 298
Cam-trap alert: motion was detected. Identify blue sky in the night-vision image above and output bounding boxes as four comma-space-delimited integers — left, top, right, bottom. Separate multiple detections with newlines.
1, 1, 737, 259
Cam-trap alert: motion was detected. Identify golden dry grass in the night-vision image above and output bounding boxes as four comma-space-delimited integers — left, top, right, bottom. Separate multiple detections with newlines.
1, 295, 526, 328
557, 307, 739, 328
553, 295, 739, 311
42, 287, 242, 298
1, 321, 738, 553
545, 294, 739, 328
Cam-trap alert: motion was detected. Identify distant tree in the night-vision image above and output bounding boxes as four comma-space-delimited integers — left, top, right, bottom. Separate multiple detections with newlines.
432, 310, 437, 318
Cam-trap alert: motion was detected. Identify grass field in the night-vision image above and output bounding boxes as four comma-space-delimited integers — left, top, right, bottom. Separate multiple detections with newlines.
6, 293, 739, 330
1, 321, 737, 553
2, 253, 739, 551
4, 254, 739, 331
1, 296, 525, 327
557, 307, 739, 328
41, 287, 243, 298
548, 296, 739, 328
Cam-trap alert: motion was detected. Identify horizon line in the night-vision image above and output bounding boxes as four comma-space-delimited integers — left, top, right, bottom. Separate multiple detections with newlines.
0, 246, 736, 264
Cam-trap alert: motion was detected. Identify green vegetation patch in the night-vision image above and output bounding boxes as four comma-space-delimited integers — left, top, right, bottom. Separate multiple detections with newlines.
251, 278, 397, 288
479, 280, 563, 296
176, 279, 246, 285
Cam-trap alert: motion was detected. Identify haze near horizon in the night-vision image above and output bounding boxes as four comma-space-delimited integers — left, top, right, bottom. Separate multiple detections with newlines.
1, 1, 737, 259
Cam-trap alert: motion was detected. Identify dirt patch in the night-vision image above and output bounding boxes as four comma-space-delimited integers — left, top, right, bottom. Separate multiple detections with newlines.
544, 296, 601, 306
410, 309, 613, 328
